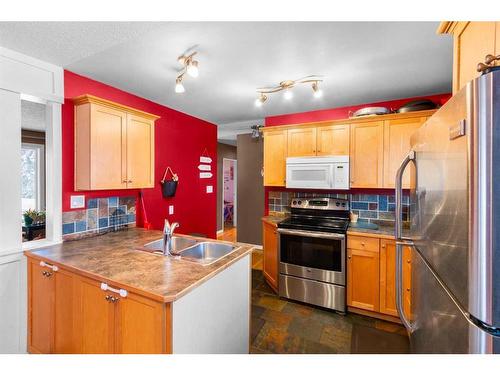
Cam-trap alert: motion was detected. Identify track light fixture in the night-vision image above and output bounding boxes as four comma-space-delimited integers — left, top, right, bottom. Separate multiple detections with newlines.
254, 75, 323, 105
175, 51, 199, 93
254, 93, 267, 107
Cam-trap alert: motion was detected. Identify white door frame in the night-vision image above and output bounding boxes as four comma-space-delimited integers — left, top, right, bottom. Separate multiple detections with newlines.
222, 158, 237, 230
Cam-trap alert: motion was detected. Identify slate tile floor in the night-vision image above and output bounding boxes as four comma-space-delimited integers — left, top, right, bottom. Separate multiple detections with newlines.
250, 270, 409, 354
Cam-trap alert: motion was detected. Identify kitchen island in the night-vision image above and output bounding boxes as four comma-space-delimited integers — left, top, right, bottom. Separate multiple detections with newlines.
24, 228, 253, 354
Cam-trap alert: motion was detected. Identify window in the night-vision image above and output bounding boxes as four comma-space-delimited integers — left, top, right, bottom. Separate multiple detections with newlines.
21, 143, 45, 212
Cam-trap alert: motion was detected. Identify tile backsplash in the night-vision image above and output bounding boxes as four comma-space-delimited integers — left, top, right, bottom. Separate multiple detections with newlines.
62, 196, 136, 240
268, 191, 409, 223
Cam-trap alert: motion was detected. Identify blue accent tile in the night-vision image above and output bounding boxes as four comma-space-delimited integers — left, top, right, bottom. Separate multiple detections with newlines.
359, 210, 378, 219
388, 195, 395, 203
127, 214, 136, 223
120, 205, 128, 214
351, 202, 368, 210
359, 194, 378, 202
99, 217, 109, 228
62, 222, 75, 235
388, 203, 396, 212
75, 221, 87, 233
108, 197, 118, 207
87, 199, 98, 209
379, 195, 388, 211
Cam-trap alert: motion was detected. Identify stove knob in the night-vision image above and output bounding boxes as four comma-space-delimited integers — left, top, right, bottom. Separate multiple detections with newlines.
336, 202, 340, 207
292, 200, 297, 205
297, 200, 302, 205
342, 203, 346, 207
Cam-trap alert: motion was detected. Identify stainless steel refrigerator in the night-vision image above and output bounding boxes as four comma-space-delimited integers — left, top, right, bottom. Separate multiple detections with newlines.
395, 70, 500, 353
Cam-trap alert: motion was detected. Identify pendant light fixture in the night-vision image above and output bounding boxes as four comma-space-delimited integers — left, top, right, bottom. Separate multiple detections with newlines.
175, 51, 200, 93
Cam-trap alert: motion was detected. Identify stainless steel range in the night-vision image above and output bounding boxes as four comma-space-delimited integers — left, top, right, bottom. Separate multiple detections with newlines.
277, 198, 349, 313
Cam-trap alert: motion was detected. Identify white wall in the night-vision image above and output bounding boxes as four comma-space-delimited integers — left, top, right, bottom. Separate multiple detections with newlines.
172, 254, 251, 354
0, 46, 63, 353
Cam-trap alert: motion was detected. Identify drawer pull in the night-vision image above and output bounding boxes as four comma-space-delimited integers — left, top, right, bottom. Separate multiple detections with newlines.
101, 282, 128, 298
40, 261, 58, 272
406, 288, 410, 292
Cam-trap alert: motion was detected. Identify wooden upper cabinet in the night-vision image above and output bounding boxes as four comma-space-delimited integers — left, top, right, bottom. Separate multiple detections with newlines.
383, 117, 426, 188
316, 124, 350, 156
262, 220, 279, 292
350, 121, 384, 188
287, 127, 317, 157
438, 22, 498, 93
73, 95, 159, 190
126, 114, 155, 188
263, 129, 287, 186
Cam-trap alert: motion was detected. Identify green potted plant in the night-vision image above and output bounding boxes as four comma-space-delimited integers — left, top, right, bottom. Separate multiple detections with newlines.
23, 208, 36, 226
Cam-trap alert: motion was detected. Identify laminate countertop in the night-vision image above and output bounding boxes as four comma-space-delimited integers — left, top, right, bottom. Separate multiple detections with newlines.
24, 228, 254, 303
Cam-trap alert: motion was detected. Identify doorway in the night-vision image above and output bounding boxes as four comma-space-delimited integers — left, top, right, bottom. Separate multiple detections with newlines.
221, 158, 237, 239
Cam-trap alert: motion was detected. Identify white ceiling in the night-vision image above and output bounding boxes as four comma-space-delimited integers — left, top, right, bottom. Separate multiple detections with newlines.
0, 22, 452, 129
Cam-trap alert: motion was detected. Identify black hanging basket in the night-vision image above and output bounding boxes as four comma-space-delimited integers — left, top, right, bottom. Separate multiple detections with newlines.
161, 167, 178, 198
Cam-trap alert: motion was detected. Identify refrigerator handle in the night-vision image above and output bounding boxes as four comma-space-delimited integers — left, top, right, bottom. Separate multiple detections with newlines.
395, 150, 416, 333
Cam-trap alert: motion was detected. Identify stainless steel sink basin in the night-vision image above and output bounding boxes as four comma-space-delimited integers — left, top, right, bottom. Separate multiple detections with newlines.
178, 242, 237, 265
143, 236, 197, 253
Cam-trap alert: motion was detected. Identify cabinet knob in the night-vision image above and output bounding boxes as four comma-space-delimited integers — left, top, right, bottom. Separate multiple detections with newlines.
381, 245, 386, 249
105, 295, 112, 301
407, 259, 411, 264
348, 255, 352, 259
128, 180, 133, 183
361, 242, 365, 246
406, 288, 410, 292
111, 296, 119, 303
122, 180, 127, 183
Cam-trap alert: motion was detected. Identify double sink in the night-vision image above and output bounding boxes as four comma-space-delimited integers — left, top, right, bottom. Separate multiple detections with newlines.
139, 236, 238, 266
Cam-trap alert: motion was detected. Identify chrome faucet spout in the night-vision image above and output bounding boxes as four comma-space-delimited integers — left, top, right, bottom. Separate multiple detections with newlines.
162, 219, 180, 256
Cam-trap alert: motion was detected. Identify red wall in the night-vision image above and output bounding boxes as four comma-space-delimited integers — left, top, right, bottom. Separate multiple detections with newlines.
263, 92, 452, 215
63, 71, 218, 237
265, 93, 451, 126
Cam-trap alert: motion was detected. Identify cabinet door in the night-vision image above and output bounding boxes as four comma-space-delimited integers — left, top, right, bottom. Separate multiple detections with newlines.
115, 292, 164, 354
263, 130, 287, 186
383, 117, 426, 188
350, 121, 384, 188
287, 127, 317, 157
262, 221, 278, 292
347, 247, 380, 312
454, 22, 496, 92
28, 261, 54, 354
90, 104, 127, 189
126, 114, 155, 188
379, 240, 412, 318
53, 268, 76, 353
74, 276, 115, 353
403, 247, 412, 319
316, 124, 349, 156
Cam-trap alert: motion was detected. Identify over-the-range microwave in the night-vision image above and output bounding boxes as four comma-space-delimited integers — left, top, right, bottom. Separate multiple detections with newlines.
286, 156, 349, 190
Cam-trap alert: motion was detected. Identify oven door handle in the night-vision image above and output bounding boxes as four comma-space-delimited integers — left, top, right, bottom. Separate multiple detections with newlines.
277, 228, 345, 240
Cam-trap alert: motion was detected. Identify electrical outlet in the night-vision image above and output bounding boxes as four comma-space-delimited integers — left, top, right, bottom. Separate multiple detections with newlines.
169, 205, 174, 215
206, 185, 213, 193
70, 195, 85, 209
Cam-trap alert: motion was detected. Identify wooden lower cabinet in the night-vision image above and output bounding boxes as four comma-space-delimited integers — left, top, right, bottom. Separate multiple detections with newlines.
28, 257, 171, 354
262, 220, 279, 292
347, 247, 380, 312
347, 234, 412, 323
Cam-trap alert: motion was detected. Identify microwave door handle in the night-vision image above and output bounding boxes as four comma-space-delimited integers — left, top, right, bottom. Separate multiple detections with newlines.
329, 165, 335, 189
395, 150, 416, 333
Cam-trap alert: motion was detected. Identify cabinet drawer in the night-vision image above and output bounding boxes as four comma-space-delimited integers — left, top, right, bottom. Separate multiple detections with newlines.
347, 235, 379, 252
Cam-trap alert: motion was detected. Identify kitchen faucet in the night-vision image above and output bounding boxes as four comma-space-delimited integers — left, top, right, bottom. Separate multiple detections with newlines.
163, 219, 180, 256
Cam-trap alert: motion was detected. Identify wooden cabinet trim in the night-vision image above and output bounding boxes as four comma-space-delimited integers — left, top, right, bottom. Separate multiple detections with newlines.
73, 94, 160, 120
262, 221, 279, 292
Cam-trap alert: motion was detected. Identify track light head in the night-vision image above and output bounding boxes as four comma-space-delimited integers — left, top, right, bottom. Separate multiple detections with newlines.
175, 77, 185, 93
255, 93, 267, 107
187, 60, 199, 78
312, 81, 323, 98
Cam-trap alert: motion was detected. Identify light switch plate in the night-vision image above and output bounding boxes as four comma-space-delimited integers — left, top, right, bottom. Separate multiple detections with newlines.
70, 195, 85, 209
169, 205, 174, 215
206, 185, 213, 193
